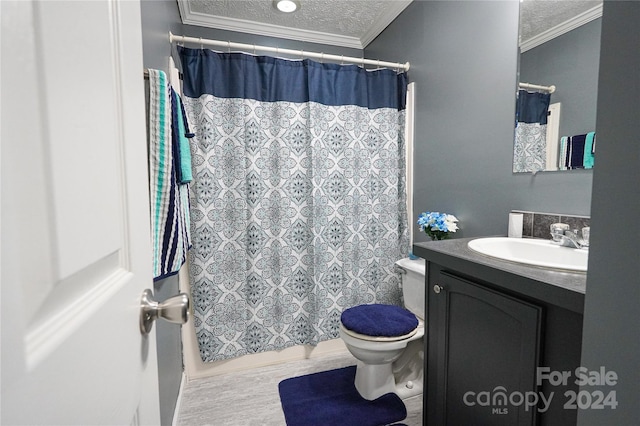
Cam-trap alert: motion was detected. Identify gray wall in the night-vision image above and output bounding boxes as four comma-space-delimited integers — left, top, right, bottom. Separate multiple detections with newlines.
366, 0, 592, 241
578, 2, 640, 425
520, 18, 601, 140
141, 0, 183, 73
151, 275, 182, 426
140, 2, 185, 425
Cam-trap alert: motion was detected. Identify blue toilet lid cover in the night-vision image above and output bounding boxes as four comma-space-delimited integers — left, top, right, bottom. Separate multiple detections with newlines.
341, 304, 418, 337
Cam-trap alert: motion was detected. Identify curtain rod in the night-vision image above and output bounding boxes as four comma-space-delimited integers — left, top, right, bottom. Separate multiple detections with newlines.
519, 82, 556, 94
168, 32, 410, 72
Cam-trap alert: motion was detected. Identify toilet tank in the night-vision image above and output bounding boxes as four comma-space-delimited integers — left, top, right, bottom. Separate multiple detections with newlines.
395, 258, 426, 320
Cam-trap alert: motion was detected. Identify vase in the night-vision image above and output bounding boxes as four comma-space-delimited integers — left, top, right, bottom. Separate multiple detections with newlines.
430, 233, 449, 241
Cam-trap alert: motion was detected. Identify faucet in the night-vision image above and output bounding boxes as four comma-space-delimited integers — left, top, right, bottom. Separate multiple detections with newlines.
550, 224, 588, 249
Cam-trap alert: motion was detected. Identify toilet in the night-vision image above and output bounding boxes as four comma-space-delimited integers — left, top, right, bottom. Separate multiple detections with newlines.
339, 257, 426, 401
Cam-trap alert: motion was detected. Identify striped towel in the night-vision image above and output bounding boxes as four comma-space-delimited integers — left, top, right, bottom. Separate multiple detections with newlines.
569, 134, 587, 169
170, 88, 193, 184
558, 136, 568, 170
583, 131, 595, 169
148, 69, 191, 281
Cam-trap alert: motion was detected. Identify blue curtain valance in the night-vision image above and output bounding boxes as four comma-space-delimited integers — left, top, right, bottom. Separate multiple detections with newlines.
178, 46, 408, 110
516, 90, 551, 124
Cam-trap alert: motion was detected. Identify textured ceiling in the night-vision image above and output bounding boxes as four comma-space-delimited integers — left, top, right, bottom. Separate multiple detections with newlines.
178, 0, 413, 48
520, 0, 603, 45
189, 0, 391, 39
178, 0, 603, 50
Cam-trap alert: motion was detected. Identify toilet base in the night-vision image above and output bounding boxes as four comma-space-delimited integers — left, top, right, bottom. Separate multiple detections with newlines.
353, 338, 424, 401
354, 361, 424, 401
394, 373, 423, 400
354, 361, 396, 400
393, 338, 424, 400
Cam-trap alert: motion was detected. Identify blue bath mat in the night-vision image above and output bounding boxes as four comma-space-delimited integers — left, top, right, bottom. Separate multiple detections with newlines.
278, 365, 407, 426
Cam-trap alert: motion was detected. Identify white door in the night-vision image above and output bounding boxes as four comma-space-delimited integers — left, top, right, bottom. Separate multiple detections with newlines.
1, 1, 160, 425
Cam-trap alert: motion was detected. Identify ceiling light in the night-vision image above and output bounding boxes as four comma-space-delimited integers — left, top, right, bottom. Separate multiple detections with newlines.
274, 0, 299, 13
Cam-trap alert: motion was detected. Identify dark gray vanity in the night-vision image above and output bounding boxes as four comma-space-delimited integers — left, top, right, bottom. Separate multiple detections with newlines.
414, 237, 585, 426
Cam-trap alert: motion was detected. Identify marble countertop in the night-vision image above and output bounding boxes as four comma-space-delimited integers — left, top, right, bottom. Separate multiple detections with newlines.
413, 236, 586, 313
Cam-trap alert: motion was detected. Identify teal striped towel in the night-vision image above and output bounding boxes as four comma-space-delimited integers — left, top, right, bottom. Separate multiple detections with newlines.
583, 132, 595, 169
148, 69, 191, 280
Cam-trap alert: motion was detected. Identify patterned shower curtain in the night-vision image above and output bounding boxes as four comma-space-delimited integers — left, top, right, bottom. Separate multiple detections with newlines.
513, 90, 551, 173
178, 47, 409, 362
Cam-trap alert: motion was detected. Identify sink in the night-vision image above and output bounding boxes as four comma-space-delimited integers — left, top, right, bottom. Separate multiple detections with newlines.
467, 237, 588, 272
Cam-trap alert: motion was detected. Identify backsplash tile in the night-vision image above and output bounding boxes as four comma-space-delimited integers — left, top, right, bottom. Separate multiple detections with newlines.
512, 210, 590, 240
561, 215, 591, 233
533, 213, 561, 239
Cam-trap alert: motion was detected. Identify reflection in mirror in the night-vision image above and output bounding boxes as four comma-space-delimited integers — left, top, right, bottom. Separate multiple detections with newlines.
513, 1, 602, 173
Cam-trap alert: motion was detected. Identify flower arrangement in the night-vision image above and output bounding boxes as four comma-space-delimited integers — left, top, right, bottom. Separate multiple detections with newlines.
417, 211, 459, 241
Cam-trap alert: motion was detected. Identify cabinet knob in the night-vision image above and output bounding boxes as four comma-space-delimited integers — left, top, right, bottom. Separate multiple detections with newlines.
433, 284, 443, 294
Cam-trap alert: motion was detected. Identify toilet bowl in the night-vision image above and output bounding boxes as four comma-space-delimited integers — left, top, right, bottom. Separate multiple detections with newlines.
339, 258, 426, 401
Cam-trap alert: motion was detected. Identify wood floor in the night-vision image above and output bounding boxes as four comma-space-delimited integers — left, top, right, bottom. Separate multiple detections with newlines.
175, 351, 422, 426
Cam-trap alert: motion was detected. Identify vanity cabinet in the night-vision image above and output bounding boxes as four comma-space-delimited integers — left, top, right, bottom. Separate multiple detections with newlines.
428, 270, 542, 425
414, 238, 585, 426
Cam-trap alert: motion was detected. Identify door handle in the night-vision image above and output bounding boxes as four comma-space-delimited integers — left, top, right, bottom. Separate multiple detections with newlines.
140, 289, 190, 334
433, 284, 443, 294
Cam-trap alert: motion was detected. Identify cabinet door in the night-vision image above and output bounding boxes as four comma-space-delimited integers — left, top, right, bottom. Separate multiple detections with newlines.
427, 271, 542, 426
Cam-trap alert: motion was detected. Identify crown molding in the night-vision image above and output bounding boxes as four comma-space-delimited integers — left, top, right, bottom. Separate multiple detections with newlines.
520, 4, 603, 53
177, 0, 365, 49
360, 0, 413, 47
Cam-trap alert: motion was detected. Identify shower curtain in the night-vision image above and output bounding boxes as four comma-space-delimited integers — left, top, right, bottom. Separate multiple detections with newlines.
178, 46, 409, 362
513, 90, 551, 173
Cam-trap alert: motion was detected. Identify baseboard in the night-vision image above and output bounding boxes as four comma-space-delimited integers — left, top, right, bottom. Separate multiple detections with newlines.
171, 372, 187, 426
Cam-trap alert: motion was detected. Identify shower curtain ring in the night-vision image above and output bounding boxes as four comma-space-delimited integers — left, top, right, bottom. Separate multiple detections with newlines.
300, 49, 304, 60
341, 55, 344, 65
199, 37, 203, 49
377, 59, 381, 69
320, 52, 324, 63
253, 44, 256, 55
227, 41, 231, 53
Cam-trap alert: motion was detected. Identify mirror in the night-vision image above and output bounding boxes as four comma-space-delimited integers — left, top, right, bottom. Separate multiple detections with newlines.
513, 1, 602, 173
